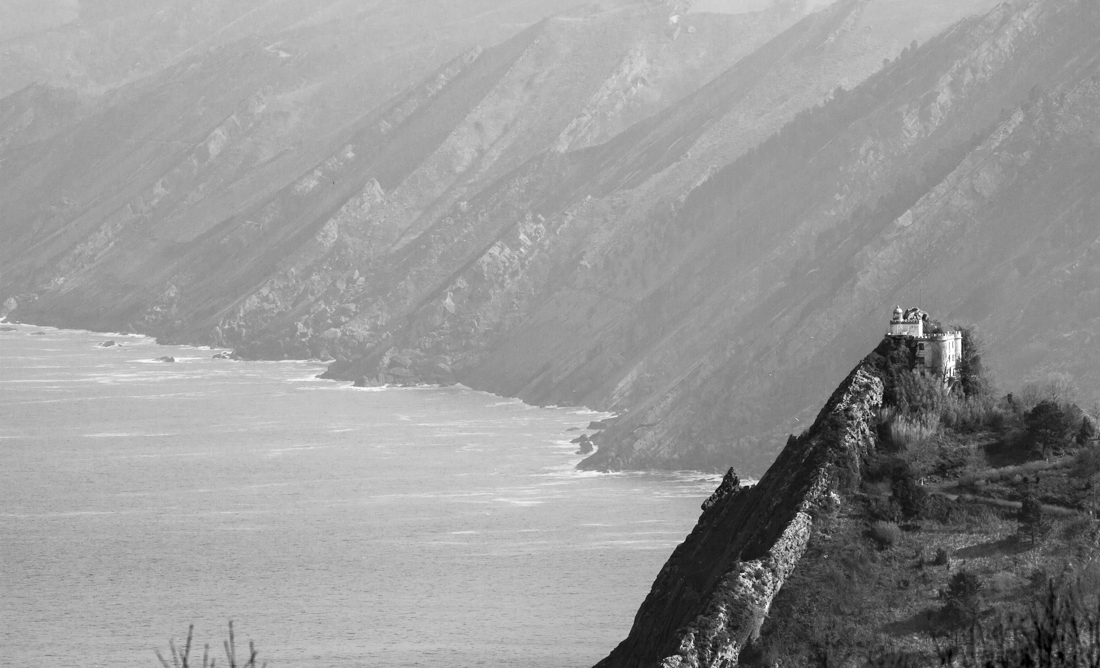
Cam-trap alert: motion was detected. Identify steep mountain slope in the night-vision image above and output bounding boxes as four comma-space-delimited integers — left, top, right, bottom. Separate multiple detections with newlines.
0, 1, 832, 343
322, 0, 1089, 475
572, 0, 1100, 475
0, 0, 587, 98
4, 0, 1092, 479
268, 0, 995, 396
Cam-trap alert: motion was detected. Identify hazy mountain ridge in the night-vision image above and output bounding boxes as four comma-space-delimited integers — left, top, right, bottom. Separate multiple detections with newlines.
577, 0, 1100, 475
311, 0, 1000, 406
3, 0, 1095, 478
0, 1, 820, 348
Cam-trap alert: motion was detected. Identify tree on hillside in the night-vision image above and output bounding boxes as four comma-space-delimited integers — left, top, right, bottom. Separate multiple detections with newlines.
1017, 487, 1045, 546
941, 570, 983, 627
1020, 373, 1079, 410
1076, 416, 1098, 446
1026, 400, 1073, 459
956, 326, 990, 398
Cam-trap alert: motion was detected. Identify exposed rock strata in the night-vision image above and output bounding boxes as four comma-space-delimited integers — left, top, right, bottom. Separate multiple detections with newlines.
594, 353, 885, 668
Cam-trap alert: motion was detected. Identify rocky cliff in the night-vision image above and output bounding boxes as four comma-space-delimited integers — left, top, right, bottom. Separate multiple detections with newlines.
594, 341, 886, 667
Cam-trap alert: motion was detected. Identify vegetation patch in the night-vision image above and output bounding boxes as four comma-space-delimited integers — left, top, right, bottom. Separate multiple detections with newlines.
741, 335, 1100, 667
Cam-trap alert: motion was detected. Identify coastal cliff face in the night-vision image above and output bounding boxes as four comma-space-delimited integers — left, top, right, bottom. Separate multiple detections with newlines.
3, 0, 1099, 476
594, 350, 884, 667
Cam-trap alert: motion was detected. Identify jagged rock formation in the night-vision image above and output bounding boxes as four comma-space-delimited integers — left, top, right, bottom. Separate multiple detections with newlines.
3, 0, 1099, 476
594, 349, 885, 667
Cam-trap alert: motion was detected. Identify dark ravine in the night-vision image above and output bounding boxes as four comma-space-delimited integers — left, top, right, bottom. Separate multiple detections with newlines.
593, 343, 886, 667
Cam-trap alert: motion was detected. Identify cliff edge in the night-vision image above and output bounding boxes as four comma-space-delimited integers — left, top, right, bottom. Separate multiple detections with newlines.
594, 344, 889, 667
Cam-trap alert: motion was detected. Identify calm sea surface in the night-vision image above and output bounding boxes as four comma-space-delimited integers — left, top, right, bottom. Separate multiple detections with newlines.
0, 325, 719, 668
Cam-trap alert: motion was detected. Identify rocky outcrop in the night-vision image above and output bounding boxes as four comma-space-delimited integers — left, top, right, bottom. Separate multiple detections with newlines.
594, 353, 885, 668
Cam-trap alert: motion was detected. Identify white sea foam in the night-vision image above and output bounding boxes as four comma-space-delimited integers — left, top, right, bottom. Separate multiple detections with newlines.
122, 451, 213, 459
84, 432, 140, 438
492, 498, 546, 506
260, 444, 338, 456
0, 379, 65, 383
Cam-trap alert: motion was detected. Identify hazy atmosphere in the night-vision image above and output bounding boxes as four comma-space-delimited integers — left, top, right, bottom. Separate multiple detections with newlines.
3, 1, 1099, 666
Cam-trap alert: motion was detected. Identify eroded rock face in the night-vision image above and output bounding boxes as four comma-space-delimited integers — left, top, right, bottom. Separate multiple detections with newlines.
594, 360, 883, 668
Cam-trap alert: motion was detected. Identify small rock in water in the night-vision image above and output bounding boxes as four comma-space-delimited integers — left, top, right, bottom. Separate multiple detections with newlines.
571, 434, 591, 445
576, 438, 595, 455
30, 331, 46, 336
0, 326, 17, 332
566, 427, 581, 432
155, 356, 176, 363
587, 420, 610, 430
211, 351, 232, 359
97, 340, 118, 348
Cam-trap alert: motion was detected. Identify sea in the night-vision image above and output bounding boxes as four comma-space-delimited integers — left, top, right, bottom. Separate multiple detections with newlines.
0, 324, 721, 668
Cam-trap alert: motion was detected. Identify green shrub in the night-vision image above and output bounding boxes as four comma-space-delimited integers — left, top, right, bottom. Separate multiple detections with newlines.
1071, 444, 1100, 479
869, 520, 902, 548
930, 442, 978, 479
945, 394, 1004, 433
894, 370, 950, 416
1076, 417, 1099, 446
922, 496, 958, 525
1017, 488, 1046, 545
878, 578, 1100, 667
932, 547, 950, 566
867, 494, 902, 523
941, 407, 958, 428
941, 571, 983, 626
1059, 516, 1099, 543
864, 455, 928, 519
881, 411, 940, 450
1026, 400, 1074, 459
